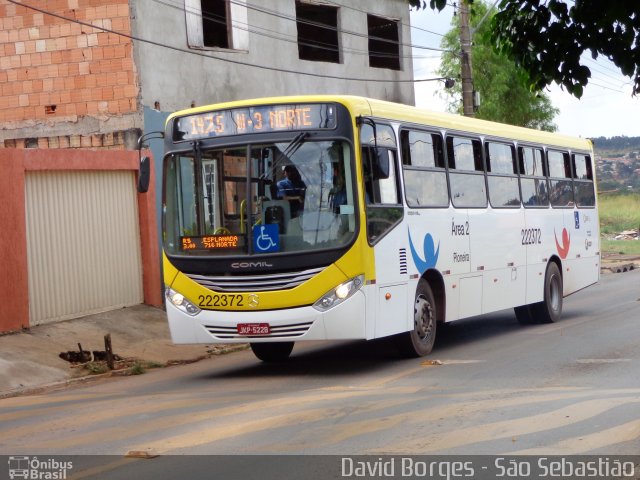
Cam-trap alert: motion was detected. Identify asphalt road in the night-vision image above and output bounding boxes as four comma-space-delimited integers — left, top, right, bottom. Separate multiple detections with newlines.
1, 270, 639, 478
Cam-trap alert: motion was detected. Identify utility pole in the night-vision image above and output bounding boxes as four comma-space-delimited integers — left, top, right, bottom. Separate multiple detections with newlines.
459, 0, 475, 117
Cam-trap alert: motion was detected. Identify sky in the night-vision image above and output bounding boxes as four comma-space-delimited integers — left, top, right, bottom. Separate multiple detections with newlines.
409, 6, 640, 139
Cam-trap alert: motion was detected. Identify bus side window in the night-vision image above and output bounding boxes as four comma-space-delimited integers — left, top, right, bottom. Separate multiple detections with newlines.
519, 146, 548, 208
446, 135, 486, 208
486, 141, 520, 208
400, 129, 448, 208
548, 150, 574, 207
362, 146, 399, 205
572, 153, 595, 207
360, 121, 403, 244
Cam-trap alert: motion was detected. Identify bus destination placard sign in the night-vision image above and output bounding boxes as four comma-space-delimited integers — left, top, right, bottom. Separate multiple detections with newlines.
181, 235, 243, 251
174, 103, 337, 141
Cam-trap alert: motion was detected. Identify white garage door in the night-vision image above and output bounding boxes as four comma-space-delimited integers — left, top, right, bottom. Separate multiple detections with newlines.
25, 170, 144, 325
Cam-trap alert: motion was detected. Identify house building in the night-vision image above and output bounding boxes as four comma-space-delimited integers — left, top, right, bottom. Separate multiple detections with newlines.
0, 0, 416, 330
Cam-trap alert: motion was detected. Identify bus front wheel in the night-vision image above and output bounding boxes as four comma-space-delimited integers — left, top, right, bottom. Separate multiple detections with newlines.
395, 280, 437, 357
250, 342, 294, 362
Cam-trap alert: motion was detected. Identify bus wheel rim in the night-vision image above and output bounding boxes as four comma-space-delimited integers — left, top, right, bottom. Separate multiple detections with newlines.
415, 295, 433, 341
550, 274, 561, 312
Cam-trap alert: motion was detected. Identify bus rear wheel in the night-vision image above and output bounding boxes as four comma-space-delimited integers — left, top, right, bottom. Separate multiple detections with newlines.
250, 342, 294, 362
532, 262, 563, 324
395, 280, 437, 357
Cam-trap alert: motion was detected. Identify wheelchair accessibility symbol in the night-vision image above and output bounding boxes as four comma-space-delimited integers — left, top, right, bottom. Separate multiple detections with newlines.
253, 224, 279, 253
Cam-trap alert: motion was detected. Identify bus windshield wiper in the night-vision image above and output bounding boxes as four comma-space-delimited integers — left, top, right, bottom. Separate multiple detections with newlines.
261, 132, 309, 180
283, 132, 309, 158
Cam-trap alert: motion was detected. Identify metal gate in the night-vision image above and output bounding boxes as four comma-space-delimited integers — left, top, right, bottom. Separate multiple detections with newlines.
25, 170, 144, 324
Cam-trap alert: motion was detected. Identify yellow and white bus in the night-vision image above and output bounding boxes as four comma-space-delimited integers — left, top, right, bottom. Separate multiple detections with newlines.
161, 95, 599, 362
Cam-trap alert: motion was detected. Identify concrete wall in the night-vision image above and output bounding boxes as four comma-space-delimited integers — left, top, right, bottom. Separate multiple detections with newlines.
131, 0, 416, 113
0, 148, 162, 333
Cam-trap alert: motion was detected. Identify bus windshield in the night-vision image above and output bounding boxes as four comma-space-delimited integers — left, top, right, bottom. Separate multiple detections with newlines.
164, 139, 356, 256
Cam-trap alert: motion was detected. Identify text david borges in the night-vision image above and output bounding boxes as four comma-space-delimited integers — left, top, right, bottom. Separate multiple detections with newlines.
341, 458, 473, 478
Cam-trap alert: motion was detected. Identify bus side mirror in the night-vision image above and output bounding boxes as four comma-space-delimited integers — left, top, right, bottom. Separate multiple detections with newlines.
363, 146, 391, 181
373, 149, 390, 180
137, 155, 151, 193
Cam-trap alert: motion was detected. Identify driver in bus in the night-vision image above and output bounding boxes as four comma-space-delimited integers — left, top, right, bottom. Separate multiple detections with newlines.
276, 165, 306, 217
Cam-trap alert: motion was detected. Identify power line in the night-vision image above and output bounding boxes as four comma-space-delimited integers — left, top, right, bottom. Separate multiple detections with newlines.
588, 81, 631, 95
7, 0, 450, 85
584, 58, 631, 86
227, 0, 452, 53
323, 0, 446, 38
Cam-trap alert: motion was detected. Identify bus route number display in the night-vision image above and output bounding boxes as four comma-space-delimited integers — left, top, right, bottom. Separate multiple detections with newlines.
181, 235, 241, 251
174, 103, 337, 141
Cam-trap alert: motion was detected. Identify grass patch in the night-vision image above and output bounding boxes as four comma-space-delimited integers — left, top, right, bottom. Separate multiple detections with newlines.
84, 362, 109, 375
81, 359, 163, 376
601, 239, 640, 255
129, 361, 147, 375
598, 193, 640, 234
127, 360, 163, 376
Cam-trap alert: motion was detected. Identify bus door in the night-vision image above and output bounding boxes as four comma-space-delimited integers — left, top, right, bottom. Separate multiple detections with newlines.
202, 158, 220, 232
361, 122, 410, 338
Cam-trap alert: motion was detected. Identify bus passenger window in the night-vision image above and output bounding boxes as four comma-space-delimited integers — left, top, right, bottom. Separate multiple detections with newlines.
547, 150, 574, 207
519, 146, 549, 207
401, 129, 448, 208
486, 141, 520, 208
446, 135, 483, 171
446, 135, 486, 208
400, 130, 444, 168
572, 153, 595, 207
486, 142, 516, 174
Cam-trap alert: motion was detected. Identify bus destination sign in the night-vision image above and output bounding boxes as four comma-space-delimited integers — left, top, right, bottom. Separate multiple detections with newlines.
181, 235, 243, 251
174, 103, 337, 141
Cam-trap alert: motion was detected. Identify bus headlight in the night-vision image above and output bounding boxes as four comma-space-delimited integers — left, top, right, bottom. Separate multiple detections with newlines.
165, 287, 201, 316
313, 275, 364, 312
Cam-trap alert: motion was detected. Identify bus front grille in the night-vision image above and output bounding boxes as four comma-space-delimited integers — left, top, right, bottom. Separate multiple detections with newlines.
185, 267, 324, 292
204, 321, 314, 339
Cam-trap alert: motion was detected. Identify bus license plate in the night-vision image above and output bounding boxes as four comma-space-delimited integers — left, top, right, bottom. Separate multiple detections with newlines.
237, 323, 270, 335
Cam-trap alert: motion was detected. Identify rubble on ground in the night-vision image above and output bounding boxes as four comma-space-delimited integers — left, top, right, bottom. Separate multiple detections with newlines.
613, 229, 639, 240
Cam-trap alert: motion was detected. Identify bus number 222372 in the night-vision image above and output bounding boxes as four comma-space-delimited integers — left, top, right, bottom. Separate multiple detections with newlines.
521, 228, 542, 245
198, 294, 244, 308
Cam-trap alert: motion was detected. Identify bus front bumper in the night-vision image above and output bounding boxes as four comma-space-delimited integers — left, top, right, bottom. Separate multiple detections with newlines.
166, 290, 366, 344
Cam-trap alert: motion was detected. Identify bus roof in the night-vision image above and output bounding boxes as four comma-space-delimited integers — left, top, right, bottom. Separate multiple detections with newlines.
167, 95, 593, 152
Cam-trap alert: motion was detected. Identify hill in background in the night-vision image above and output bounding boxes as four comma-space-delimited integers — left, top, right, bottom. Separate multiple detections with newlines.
592, 136, 640, 193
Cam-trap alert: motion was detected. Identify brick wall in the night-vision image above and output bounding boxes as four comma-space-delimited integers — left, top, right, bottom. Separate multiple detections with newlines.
0, 0, 140, 148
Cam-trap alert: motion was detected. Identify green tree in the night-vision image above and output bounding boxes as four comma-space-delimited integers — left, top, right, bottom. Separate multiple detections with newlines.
410, 0, 640, 99
437, 1, 558, 130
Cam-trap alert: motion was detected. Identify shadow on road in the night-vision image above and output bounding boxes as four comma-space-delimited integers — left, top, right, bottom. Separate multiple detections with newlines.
196, 308, 560, 380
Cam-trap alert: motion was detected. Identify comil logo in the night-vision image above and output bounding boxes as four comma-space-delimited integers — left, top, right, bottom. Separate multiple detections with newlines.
8, 456, 73, 480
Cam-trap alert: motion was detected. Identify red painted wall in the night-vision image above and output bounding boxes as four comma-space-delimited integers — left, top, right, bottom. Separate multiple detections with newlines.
0, 150, 29, 331
0, 148, 161, 333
